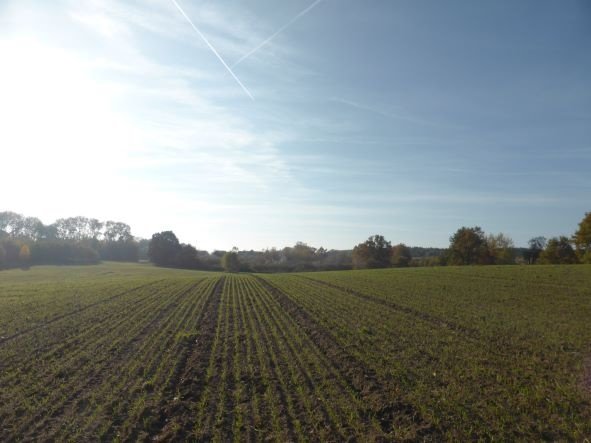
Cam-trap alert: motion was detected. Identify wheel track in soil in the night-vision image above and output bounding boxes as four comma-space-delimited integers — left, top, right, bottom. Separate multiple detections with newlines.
583, 350, 591, 396
17, 280, 205, 441
240, 278, 300, 442
1, 280, 177, 376
218, 279, 243, 441
234, 281, 257, 442
0, 279, 176, 371
197, 276, 236, 441
118, 279, 217, 442
253, 275, 442, 440
246, 276, 351, 439
152, 276, 225, 441
0, 282, 177, 436
0, 279, 166, 346
77, 279, 207, 440
284, 274, 591, 440
193, 275, 297, 442
295, 275, 549, 359
235, 277, 267, 441
297, 275, 481, 339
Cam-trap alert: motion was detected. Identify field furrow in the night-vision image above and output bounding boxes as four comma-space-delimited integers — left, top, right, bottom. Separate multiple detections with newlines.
0, 279, 165, 343
298, 275, 480, 338
152, 276, 225, 441
0, 281, 178, 433
254, 275, 440, 440
1, 263, 590, 441
15, 280, 204, 441
0, 279, 175, 371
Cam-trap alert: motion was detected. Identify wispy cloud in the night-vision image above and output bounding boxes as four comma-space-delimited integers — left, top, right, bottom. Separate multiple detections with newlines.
331, 97, 465, 130
0, 0, 306, 245
69, 9, 129, 39
328, 190, 572, 207
232, 0, 323, 67
68, 0, 273, 61
169, 0, 254, 100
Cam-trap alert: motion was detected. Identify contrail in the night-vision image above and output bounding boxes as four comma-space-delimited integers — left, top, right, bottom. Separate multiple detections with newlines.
170, 0, 254, 100
232, 0, 323, 67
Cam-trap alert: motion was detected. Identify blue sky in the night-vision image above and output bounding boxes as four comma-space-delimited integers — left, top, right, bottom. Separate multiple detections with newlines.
0, 0, 589, 250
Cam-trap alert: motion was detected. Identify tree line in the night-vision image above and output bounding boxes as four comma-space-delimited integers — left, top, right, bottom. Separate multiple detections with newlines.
2, 210, 589, 271
349, 211, 591, 269
146, 232, 356, 272
146, 211, 590, 272
0, 212, 138, 269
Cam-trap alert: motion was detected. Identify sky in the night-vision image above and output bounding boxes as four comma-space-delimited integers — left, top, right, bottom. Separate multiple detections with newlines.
0, 0, 590, 251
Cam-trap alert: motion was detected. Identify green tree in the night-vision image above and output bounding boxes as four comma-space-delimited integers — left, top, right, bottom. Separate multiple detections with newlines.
19, 244, 31, 269
0, 239, 22, 268
0, 212, 24, 237
137, 238, 150, 261
148, 231, 181, 266
447, 226, 489, 265
0, 244, 6, 269
39, 224, 58, 240
291, 242, 316, 263
99, 239, 139, 262
103, 221, 133, 242
352, 235, 392, 269
523, 236, 546, 264
573, 212, 591, 263
221, 248, 240, 272
54, 216, 88, 240
178, 244, 199, 269
539, 236, 578, 264
391, 243, 412, 267
487, 233, 515, 265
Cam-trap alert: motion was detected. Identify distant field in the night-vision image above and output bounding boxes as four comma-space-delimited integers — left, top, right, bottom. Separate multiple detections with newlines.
1, 263, 590, 441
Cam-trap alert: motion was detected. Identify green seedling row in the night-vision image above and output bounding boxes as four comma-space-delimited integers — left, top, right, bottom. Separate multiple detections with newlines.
0, 263, 590, 441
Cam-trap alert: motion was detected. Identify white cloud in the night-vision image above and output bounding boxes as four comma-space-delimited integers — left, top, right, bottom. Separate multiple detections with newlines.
67, 0, 289, 63
69, 10, 130, 39
0, 1, 303, 248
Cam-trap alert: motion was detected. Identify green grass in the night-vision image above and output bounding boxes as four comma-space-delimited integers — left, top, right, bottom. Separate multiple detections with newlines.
0, 263, 590, 440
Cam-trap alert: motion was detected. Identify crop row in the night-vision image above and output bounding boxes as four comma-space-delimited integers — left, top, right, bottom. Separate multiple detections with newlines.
2, 264, 590, 441
0, 276, 220, 441
304, 266, 591, 346
264, 273, 591, 440
157, 274, 442, 441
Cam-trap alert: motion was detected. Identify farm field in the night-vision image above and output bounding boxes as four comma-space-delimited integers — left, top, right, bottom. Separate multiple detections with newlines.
1, 263, 590, 441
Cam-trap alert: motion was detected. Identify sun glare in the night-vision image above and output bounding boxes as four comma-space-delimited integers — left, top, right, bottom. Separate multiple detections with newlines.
0, 37, 138, 212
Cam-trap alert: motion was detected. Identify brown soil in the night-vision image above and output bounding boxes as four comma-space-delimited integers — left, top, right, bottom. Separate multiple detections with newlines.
583, 353, 591, 395
23, 280, 203, 442
152, 277, 225, 441
254, 275, 441, 441
298, 275, 480, 339
0, 279, 165, 347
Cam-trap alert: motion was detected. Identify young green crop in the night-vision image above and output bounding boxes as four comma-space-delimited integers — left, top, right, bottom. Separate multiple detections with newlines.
1, 263, 590, 441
